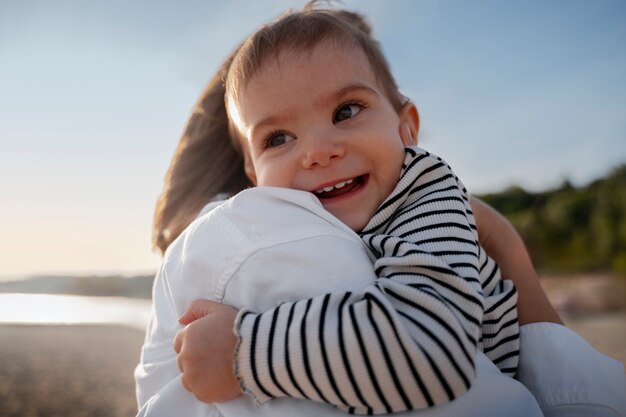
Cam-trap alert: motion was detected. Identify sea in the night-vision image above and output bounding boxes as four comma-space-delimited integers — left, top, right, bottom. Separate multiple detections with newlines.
0, 293, 152, 331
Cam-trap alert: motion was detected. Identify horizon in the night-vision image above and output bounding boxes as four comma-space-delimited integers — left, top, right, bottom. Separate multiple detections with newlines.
1, 0, 625, 276
1, 161, 621, 280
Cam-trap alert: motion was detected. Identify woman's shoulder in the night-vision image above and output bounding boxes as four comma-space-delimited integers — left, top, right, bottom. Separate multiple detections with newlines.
195, 192, 231, 219
201, 186, 357, 242
159, 186, 362, 299
168, 187, 358, 263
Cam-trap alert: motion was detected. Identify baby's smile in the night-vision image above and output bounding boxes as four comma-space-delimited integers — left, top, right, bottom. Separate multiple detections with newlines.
312, 176, 366, 200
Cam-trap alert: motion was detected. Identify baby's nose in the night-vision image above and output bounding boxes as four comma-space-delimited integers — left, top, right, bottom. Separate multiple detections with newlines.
301, 136, 345, 168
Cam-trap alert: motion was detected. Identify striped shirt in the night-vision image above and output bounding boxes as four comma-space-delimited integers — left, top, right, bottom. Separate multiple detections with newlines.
235, 147, 519, 414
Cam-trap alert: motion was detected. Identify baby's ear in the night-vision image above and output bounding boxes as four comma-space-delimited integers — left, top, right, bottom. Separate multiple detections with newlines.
399, 102, 419, 146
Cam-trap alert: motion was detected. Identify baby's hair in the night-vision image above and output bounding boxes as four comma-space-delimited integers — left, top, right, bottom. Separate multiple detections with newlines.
226, 3, 406, 122
153, 1, 406, 254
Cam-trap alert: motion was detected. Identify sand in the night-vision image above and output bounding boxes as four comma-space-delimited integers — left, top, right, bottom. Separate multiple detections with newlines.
0, 324, 144, 417
0, 298, 624, 416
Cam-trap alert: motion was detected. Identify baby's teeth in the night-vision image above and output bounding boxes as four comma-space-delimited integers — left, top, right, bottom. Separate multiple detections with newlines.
316, 178, 355, 194
334, 179, 354, 189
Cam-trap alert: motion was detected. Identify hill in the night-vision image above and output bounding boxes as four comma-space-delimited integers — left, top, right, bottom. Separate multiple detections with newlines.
478, 164, 626, 275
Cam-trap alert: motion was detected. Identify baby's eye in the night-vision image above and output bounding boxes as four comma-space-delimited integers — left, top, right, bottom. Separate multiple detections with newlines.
333, 103, 363, 123
266, 131, 295, 148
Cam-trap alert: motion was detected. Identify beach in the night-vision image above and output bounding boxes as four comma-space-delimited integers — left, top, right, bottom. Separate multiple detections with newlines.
0, 274, 624, 417
1, 318, 624, 417
0, 324, 144, 417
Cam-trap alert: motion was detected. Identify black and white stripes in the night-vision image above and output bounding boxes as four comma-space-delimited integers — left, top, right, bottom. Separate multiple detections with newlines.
235, 147, 519, 414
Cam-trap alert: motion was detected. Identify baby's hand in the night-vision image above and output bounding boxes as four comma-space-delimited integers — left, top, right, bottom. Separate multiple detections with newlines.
174, 299, 241, 403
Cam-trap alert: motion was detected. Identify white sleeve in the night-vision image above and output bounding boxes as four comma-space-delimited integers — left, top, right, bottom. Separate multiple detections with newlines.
133, 257, 224, 417
134, 208, 247, 417
133, 267, 223, 417
136, 375, 221, 417
517, 322, 626, 417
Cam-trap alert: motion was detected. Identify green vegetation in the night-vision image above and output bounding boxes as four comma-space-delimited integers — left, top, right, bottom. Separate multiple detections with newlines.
478, 164, 626, 276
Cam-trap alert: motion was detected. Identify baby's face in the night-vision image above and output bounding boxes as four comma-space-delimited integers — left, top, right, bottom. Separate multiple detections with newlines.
230, 41, 416, 231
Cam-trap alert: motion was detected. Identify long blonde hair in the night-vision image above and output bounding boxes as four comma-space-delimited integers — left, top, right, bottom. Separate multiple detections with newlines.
152, 49, 251, 254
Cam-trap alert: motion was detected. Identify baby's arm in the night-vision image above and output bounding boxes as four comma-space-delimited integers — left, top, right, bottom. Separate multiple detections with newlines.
242, 155, 480, 414
174, 202, 548, 407
223, 153, 482, 414
174, 301, 240, 404
470, 196, 562, 325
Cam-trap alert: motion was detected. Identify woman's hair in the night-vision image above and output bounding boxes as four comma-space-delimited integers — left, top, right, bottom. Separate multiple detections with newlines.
153, 1, 405, 254
152, 49, 251, 254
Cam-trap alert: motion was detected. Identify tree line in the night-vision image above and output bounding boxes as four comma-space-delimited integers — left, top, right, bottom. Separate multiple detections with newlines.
478, 164, 626, 276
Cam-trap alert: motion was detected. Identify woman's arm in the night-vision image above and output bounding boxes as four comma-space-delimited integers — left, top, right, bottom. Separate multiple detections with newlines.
470, 196, 562, 325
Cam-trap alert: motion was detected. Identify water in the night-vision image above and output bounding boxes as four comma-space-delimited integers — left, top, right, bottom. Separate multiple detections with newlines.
0, 293, 152, 331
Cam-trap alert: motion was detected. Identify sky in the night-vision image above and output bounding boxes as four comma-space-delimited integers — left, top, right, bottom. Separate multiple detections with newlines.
1, 0, 625, 277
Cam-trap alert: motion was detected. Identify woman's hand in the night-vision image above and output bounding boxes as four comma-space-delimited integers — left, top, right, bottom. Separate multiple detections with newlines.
470, 196, 562, 325
174, 299, 242, 403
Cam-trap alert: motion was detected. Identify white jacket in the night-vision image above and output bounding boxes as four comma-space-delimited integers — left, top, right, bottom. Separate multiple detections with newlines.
135, 187, 625, 417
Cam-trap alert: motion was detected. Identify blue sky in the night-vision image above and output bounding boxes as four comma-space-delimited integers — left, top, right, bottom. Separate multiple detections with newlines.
1, 0, 625, 276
